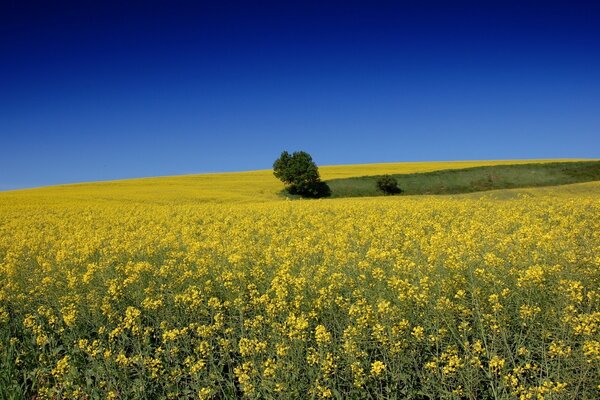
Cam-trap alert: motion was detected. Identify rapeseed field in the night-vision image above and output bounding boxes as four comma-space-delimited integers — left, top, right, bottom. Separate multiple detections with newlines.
0, 161, 598, 399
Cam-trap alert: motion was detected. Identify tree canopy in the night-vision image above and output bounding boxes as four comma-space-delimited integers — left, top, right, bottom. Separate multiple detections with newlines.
273, 151, 330, 198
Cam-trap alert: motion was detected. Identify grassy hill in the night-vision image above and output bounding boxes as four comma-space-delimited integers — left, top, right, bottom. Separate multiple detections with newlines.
325, 160, 600, 198
0, 159, 593, 206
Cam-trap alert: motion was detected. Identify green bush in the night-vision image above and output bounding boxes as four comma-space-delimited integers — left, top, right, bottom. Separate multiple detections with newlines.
376, 175, 402, 195
273, 151, 331, 198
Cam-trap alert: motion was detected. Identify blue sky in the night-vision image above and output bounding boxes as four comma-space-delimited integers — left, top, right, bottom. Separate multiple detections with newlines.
1, 1, 599, 190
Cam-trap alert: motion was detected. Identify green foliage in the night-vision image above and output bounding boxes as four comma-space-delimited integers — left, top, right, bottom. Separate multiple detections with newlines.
327, 160, 600, 198
273, 151, 331, 198
376, 175, 402, 195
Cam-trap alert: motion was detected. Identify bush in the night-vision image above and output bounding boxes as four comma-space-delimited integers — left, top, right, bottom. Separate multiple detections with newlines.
273, 151, 331, 198
376, 175, 402, 195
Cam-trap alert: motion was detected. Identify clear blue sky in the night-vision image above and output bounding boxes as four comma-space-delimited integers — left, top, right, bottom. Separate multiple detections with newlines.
1, 1, 599, 190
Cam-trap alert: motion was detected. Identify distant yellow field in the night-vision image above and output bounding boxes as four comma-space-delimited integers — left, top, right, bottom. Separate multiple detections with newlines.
0, 158, 589, 205
1, 159, 598, 399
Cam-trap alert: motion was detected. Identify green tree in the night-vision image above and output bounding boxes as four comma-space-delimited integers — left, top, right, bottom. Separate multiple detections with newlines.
273, 151, 331, 198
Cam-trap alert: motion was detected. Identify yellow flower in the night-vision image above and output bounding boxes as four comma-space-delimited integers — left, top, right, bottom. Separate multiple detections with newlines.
197, 388, 212, 400
411, 326, 425, 341
519, 304, 541, 321
315, 385, 333, 398
0, 307, 9, 324
107, 390, 119, 400
370, 360, 386, 378
582, 340, 600, 363
263, 358, 276, 378
548, 340, 571, 358
238, 337, 267, 357
315, 325, 331, 345
52, 355, 70, 379
488, 356, 505, 374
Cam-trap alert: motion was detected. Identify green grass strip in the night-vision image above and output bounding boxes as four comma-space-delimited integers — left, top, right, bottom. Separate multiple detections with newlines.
324, 160, 600, 198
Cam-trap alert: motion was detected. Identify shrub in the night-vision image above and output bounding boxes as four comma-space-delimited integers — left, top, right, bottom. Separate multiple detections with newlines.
273, 151, 331, 198
376, 175, 402, 195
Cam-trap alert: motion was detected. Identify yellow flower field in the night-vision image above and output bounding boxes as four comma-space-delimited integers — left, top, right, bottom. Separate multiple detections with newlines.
0, 160, 599, 399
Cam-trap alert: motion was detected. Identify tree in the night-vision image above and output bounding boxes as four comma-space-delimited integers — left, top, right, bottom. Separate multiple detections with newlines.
273, 151, 331, 198
376, 175, 402, 195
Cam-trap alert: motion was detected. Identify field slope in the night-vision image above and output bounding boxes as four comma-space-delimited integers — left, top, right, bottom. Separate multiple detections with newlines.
0, 159, 599, 399
326, 160, 600, 197
0, 158, 591, 205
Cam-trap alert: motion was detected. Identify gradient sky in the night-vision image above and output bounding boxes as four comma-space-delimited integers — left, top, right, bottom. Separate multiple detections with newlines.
1, 1, 599, 190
